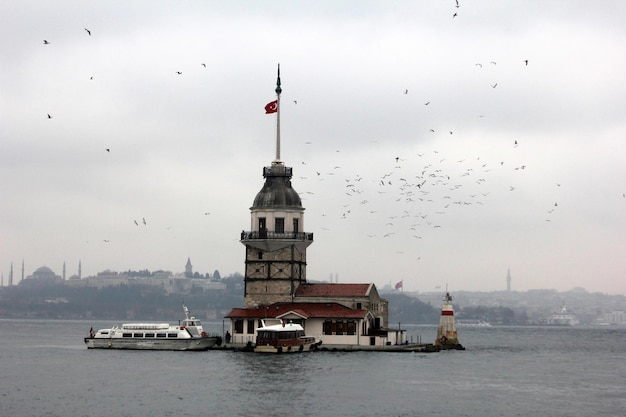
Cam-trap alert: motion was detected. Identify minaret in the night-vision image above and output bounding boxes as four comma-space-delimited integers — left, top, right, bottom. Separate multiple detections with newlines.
506, 268, 511, 292
78, 260, 82, 279
63, 262, 66, 280
21, 260, 25, 282
9, 262, 13, 286
240, 65, 314, 307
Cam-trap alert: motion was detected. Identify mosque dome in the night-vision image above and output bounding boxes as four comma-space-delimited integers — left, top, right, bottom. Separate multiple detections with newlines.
252, 165, 302, 209
32, 266, 57, 280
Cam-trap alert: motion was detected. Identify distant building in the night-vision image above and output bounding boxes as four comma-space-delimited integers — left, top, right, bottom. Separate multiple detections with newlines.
185, 257, 193, 278
20, 266, 64, 286
506, 268, 512, 292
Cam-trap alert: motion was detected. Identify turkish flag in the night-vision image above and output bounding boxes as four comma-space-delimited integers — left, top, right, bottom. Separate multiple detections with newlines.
395, 280, 403, 289
265, 100, 278, 114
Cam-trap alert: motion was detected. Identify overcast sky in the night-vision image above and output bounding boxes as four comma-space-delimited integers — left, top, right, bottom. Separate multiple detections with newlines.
1, 1, 625, 294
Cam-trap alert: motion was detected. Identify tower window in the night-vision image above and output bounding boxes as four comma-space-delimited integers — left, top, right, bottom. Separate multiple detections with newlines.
293, 218, 299, 233
275, 218, 285, 233
258, 251, 263, 260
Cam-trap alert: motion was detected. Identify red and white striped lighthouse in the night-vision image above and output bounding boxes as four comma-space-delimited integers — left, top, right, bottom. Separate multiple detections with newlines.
434, 292, 463, 349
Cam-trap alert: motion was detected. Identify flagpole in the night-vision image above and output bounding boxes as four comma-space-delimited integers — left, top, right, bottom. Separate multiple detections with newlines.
274, 63, 282, 163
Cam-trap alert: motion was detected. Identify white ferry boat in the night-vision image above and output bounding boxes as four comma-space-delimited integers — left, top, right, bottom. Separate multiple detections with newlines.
254, 319, 321, 353
84, 305, 221, 351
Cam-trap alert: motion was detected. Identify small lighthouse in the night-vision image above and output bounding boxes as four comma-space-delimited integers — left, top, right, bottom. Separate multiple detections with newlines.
434, 292, 464, 350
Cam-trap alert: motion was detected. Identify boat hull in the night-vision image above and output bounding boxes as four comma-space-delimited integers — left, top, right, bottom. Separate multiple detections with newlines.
84, 336, 219, 351
254, 340, 322, 354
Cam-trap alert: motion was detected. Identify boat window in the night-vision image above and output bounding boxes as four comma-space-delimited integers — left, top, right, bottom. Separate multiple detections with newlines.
157, 333, 166, 338
168, 333, 178, 338
133, 333, 143, 338
100, 331, 109, 335
123, 333, 132, 338
145, 333, 155, 338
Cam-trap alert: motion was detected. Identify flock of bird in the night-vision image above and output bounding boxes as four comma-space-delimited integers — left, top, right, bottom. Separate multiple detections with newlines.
278, 56, 567, 265
38, 21, 550, 259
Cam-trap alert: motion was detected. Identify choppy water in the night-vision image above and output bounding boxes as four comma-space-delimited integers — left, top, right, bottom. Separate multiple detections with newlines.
0, 319, 624, 417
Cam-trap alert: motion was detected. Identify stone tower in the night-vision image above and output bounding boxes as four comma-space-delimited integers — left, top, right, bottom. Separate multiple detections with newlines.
240, 66, 314, 307
185, 257, 193, 278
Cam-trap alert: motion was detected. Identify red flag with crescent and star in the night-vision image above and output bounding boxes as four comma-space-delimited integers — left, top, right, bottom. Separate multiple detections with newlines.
265, 100, 278, 114
395, 280, 403, 290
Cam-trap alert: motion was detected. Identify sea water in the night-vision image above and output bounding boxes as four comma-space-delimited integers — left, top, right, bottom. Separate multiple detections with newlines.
0, 319, 624, 417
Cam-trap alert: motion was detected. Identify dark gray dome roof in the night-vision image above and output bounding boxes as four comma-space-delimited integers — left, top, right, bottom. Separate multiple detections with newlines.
253, 167, 302, 209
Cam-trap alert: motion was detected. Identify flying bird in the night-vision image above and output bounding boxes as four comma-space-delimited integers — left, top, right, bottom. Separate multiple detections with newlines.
134, 220, 139, 226
176, 71, 182, 75
43, 40, 50, 44
525, 60, 528, 65
47, 113, 52, 119
84, 28, 91, 36
491, 83, 498, 88
404, 89, 408, 94
201, 63, 206, 68
105, 148, 110, 152
142, 217, 146, 225
475, 63, 482, 68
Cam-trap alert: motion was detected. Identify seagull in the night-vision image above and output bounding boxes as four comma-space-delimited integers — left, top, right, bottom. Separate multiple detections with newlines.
293, 100, 297, 104
490, 61, 497, 65
84, 28, 91, 36
475, 63, 482, 68
404, 89, 408, 94
47, 113, 52, 119
43, 40, 50, 44
514, 140, 518, 147
134, 220, 139, 226
453, 13, 457, 18
142, 217, 146, 225
424, 102, 430, 105
491, 83, 498, 88
201, 63, 206, 68
176, 71, 182, 75
524, 60, 528, 65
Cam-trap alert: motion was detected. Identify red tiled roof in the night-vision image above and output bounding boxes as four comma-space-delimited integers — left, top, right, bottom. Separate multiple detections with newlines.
295, 283, 372, 297
225, 302, 368, 320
